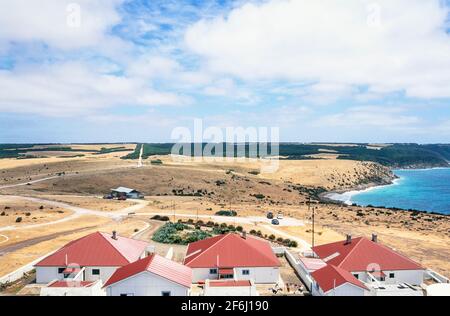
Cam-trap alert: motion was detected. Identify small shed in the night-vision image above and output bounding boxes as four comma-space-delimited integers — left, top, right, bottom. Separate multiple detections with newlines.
111, 187, 144, 199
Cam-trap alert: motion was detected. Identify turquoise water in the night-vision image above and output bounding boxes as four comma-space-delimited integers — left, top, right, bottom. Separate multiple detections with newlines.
330, 168, 450, 215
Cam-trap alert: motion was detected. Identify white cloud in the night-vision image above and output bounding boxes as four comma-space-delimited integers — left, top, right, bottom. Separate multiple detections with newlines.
0, 0, 125, 50
313, 105, 421, 129
185, 0, 450, 99
0, 61, 187, 116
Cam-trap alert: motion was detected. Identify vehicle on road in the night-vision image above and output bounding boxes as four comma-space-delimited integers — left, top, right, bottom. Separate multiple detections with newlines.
267, 212, 274, 219
271, 219, 280, 225
118, 196, 127, 201
103, 194, 113, 199
277, 212, 284, 220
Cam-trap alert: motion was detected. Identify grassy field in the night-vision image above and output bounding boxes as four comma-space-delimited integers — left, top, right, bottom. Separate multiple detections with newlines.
0, 145, 448, 278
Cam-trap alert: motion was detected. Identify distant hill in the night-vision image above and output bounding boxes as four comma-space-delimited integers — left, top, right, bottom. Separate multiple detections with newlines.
121, 143, 450, 168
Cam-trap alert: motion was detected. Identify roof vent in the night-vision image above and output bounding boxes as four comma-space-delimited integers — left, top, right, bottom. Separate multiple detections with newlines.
345, 234, 352, 244
372, 233, 378, 243
112, 231, 117, 240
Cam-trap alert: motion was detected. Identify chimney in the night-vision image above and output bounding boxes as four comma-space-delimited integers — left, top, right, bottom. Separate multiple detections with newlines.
112, 231, 117, 240
345, 234, 352, 244
146, 245, 155, 257
372, 233, 378, 243
242, 231, 247, 239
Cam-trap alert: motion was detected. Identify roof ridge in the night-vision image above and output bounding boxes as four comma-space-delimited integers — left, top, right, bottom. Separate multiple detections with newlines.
373, 240, 423, 269
242, 235, 279, 265
145, 253, 155, 271
185, 234, 230, 267
99, 232, 132, 264
336, 237, 364, 269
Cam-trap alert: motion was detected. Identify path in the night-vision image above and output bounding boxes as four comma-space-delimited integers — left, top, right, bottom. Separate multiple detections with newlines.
0, 176, 62, 190
136, 212, 305, 227
0, 234, 8, 245
0, 196, 149, 232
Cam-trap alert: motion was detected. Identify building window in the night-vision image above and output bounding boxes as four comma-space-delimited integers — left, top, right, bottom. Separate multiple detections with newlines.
161, 291, 171, 296
353, 274, 359, 279
242, 270, 250, 275
389, 273, 395, 279
58, 268, 65, 274
92, 269, 100, 275
210, 268, 218, 274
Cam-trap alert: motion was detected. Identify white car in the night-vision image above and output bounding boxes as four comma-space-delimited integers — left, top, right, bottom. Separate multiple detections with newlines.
277, 213, 284, 219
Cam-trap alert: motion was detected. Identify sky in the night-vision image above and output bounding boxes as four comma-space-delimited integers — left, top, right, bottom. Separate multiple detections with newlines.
0, 0, 449, 143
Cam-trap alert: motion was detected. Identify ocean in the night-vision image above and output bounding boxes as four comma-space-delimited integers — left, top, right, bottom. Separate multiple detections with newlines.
327, 168, 450, 215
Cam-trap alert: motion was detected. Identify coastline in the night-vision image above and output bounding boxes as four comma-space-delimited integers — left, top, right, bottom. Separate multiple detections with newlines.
321, 167, 450, 215
321, 178, 401, 206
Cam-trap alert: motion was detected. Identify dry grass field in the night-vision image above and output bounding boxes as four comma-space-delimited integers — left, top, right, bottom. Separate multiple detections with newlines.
0, 145, 449, 278
0, 197, 73, 227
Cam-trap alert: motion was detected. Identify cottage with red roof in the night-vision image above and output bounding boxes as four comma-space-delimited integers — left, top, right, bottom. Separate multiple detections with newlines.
183, 233, 281, 284
309, 235, 425, 296
34, 231, 149, 284
103, 254, 192, 296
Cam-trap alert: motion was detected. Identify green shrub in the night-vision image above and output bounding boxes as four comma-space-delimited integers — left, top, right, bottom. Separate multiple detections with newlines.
252, 194, 265, 200
215, 210, 237, 217
236, 226, 243, 232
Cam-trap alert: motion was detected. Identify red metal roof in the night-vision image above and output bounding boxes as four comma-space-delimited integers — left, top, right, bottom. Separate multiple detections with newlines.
298, 256, 327, 272
311, 265, 368, 293
35, 232, 148, 267
103, 254, 192, 288
209, 280, 252, 287
184, 233, 280, 268
62, 267, 81, 274
218, 268, 234, 275
48, 280, 95, 288
312, 237, 423, 272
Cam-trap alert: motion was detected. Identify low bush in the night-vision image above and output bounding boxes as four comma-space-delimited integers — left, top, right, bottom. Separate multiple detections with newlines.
215, 210, 237, 217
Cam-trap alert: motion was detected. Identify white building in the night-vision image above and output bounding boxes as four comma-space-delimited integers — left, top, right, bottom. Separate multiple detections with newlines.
40, 280, 106, 296
103, 254, 192, 296
203, 279, 259, 296
34, 231, 149, 284
309, 235, 425, 296
111, 187, 144, 199
184, 233, 280, 284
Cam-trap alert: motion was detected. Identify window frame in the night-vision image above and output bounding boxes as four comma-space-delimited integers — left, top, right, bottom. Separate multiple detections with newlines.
91, 268, 101, 275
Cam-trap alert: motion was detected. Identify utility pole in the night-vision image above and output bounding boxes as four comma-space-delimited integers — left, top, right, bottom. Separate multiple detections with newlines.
172, 201, 176, 223
309, 196, 315, 248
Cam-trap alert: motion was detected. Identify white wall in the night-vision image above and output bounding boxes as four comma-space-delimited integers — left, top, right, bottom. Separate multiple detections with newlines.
84, 266, 118, 283
36, 267, 61, 284
351, 269, 424, 285
204, 285, 258, 296
192, 267, 279, 284
40, 281, 106, 296
106, 271, 190, 296
312, 282, 366, 296
36, 266, 119, 284
192, 268, 218, 283
234, 267, 279, 284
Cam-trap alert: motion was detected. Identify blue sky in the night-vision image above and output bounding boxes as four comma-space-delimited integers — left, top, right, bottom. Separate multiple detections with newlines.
0, 0, 449, 143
